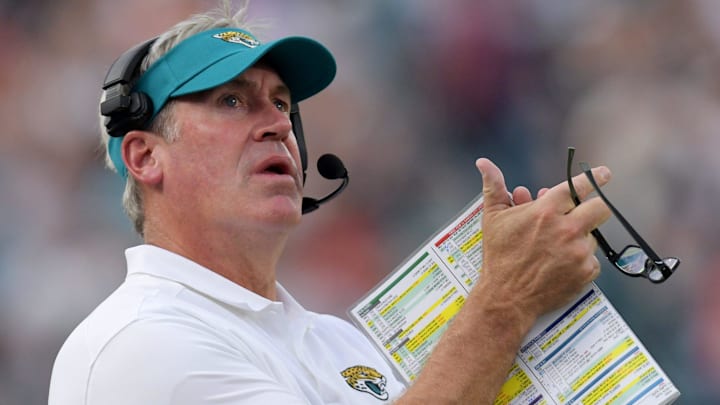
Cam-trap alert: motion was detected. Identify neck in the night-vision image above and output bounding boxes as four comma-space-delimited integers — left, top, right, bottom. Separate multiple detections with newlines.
144, 220, 290, 301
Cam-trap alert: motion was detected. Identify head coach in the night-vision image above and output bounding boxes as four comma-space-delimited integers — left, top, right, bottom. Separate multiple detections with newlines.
49, 1, 612, 404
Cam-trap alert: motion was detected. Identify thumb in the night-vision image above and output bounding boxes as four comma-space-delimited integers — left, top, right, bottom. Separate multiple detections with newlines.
476, 158, 511, 211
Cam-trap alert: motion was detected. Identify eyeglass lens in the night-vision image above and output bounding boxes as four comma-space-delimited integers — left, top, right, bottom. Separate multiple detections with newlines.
616, 246, 679, 282
616, 246, 647, 275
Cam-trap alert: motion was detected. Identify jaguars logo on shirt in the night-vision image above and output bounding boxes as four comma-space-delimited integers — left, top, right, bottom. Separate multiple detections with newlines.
341, 365, 388, 400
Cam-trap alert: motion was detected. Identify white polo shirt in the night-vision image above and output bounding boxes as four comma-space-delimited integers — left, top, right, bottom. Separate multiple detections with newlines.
49, 245, 405, 404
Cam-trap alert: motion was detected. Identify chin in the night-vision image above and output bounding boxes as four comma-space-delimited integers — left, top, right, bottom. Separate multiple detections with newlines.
261, 198, 303, 225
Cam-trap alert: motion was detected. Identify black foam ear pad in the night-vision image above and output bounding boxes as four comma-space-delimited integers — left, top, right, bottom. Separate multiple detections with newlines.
101, 38, 157, 137
103, 91, 154, 138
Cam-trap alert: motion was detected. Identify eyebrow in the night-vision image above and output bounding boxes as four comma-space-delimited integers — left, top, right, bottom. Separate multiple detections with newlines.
225, 77, 291, 100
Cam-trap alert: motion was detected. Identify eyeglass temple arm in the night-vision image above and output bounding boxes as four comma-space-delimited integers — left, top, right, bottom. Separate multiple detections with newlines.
578, 162, 665, 264
567, 148, 618, 261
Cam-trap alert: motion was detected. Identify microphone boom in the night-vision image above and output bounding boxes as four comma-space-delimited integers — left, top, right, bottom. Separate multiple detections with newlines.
301, 154, 349, 214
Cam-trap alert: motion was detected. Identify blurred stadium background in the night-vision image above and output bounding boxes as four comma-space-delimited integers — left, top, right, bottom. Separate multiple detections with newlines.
0, 0, 718, 403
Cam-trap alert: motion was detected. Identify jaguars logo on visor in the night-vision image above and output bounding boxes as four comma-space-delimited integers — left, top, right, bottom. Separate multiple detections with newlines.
212, 30, 260, 48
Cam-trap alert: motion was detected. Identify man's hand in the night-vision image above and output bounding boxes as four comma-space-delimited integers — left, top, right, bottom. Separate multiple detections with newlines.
398, 158, 613, 405
475, 157, 612, 321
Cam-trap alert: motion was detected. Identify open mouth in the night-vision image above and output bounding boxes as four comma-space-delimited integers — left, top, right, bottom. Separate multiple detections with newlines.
263, 162, 290, 175
257, 157, 295, 179
365, 381, 383, 396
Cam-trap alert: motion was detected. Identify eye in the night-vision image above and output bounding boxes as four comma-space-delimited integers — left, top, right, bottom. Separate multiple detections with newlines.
221, 94, 244, 109
273, 98, 290, 114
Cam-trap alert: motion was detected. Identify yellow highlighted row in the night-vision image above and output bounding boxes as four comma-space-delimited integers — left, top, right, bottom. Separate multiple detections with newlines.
459, 231, 483, 253
399, 287, 457, 340
540, 296, 602, 351
605, 367, 657, 404
494, 363, 536, 405
572, 337, 634, 391
581, 351, 649, 405
380, 263, 439, 316
406, 295, 465, 352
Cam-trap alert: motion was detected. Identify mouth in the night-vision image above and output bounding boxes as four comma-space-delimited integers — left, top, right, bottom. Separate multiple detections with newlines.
256, 156, 298, 181
263, 162, 290, 175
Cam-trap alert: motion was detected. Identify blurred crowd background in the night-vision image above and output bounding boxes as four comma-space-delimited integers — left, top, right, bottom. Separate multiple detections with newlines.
0, 0, 718, 403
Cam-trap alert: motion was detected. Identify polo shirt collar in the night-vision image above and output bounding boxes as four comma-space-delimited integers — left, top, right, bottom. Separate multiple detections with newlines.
124, 244, 303, 314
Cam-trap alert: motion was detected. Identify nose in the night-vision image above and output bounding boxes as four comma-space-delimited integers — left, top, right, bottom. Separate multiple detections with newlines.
253, 103, 293, 142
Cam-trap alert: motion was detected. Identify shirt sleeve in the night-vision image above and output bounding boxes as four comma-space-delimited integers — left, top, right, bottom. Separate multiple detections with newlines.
86, 318, 312, 405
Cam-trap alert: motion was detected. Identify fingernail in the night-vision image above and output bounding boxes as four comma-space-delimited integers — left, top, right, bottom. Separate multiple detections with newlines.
475, 158, 484, 175
597, 167, 611, 181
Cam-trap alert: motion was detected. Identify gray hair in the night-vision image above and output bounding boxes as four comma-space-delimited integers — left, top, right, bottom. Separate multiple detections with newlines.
99, 0, 261, 237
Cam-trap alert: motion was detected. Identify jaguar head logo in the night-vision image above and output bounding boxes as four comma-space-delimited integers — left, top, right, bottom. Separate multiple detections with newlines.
341, 365, 389, 400
212, 30, 260, 48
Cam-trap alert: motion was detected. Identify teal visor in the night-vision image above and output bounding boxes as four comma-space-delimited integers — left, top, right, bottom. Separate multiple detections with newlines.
107, 27, 336, 178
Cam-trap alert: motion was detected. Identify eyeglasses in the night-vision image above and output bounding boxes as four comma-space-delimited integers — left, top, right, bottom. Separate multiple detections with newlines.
566, 147, 679, 283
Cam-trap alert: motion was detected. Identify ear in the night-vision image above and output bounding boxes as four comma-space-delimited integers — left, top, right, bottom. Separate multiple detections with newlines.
122, 130, 164, 186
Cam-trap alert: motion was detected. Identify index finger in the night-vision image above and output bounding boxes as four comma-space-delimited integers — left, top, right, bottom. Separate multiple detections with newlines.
568, 195, 613, 233
541, 166, 612, 213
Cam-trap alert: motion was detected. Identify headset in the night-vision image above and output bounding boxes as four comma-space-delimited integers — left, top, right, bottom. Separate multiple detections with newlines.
100, 38, 156, 140
100, 37, 347, 214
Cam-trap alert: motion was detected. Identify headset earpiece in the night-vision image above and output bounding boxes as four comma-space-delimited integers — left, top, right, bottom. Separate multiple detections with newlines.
101, 38, 157, 137
102, 91, 154, 138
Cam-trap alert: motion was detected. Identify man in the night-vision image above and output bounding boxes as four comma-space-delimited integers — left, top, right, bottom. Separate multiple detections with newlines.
49, 2, 612, 404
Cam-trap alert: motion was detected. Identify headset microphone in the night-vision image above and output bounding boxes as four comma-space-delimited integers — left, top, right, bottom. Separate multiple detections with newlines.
302, 153, 349, 214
